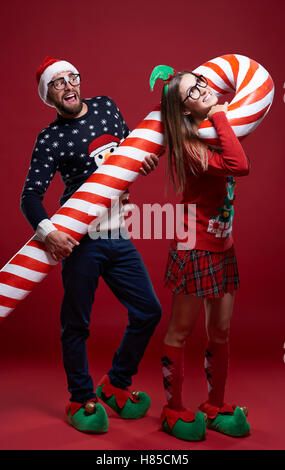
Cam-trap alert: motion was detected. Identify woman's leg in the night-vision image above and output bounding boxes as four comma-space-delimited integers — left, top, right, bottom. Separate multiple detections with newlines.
203, 291, 235, 407
165, 293, 203, 347
162, 294, 203, 410
160, 293, 206, 441
201, 292, 250, 437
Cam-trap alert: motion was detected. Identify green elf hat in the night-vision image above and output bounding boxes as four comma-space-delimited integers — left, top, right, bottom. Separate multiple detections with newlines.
149, 65, 177, 96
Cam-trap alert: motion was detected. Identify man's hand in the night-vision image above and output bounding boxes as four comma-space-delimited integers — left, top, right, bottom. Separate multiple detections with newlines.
45, 230, 79, 262
139, 153, 159, 176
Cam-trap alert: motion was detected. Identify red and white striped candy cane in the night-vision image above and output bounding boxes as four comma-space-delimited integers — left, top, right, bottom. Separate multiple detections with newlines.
0, 106, 165, 323
193, 54, 274, 146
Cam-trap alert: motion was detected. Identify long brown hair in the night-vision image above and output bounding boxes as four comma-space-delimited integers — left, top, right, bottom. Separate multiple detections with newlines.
161, 71, 209, 193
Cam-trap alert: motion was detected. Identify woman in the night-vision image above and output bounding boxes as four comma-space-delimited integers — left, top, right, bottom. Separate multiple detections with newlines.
150, 65, 251, 441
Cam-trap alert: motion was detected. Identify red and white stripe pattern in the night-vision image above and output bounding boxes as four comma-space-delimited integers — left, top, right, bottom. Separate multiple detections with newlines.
193, 54, 274, 146
0, 106, 165, 323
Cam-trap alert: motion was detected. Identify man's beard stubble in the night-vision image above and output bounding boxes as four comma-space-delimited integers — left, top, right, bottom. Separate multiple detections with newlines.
47, 88, 84, 117
58, 98, 83, 116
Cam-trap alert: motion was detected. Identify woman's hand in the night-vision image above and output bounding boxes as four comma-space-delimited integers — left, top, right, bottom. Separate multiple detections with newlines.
207, 102, 228, 120
139, 153, 159, 176
45, 230, 79, 262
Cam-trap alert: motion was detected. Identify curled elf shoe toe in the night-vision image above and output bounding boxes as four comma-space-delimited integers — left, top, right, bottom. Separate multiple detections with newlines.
66, 398, 109, 433
95, 374, 151, 419
199, 401, 250, 437
161, 405, 206, 441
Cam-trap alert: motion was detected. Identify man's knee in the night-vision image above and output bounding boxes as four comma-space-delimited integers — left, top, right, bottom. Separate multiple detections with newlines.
148, 297, 162, 324
61, 321, 90, 342
131, 297, 162, 328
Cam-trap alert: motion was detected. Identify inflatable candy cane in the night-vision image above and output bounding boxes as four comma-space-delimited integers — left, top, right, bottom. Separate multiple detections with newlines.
0, 54, 274, 322
193, 54, 275, 146
0, 106, 165, 323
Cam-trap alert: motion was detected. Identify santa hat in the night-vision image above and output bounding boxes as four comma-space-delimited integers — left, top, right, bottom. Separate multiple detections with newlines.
36, 56, 79, 107
88, 134, 121, 155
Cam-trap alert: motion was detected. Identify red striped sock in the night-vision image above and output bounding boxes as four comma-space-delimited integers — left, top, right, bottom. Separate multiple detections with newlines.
205, 341, 229, 407
161, 343, 185, 411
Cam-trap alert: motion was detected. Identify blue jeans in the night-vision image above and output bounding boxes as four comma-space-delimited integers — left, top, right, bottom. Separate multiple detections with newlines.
60, 232, 162, 403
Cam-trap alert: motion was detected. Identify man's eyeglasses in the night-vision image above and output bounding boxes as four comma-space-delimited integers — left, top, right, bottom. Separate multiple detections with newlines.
48, 73, 81, 91
182, 74, 208, 102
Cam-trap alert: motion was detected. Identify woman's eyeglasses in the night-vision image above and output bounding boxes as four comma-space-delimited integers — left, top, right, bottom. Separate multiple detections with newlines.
182, 74, 208, 102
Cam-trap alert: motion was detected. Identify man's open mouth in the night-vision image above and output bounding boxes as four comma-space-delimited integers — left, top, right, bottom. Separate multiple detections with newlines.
63, 93, 78, 104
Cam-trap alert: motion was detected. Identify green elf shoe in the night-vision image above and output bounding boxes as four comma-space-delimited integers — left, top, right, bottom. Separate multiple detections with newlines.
66, 398, 109, 433
161, 405, 206, 442
199, 401, 250, 437
96, 374, 151, 419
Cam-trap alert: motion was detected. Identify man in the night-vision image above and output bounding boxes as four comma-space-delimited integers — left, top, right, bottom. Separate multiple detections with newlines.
20, 56, 162, 433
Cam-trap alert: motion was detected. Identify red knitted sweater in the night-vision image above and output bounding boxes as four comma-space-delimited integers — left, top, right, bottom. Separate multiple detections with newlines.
178, 112, 249, 252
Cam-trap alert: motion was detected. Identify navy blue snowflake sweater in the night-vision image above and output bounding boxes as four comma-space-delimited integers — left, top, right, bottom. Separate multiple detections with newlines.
20, 96, 130, 232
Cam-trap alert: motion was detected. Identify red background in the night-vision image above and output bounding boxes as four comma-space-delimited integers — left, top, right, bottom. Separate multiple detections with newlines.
0, 0, 284, 450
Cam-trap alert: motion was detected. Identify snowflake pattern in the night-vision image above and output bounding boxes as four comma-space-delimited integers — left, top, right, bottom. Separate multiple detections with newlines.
21, 96, 130, 217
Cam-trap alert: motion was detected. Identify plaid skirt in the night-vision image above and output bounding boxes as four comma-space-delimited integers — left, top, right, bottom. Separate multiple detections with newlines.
164, 240, 239, 298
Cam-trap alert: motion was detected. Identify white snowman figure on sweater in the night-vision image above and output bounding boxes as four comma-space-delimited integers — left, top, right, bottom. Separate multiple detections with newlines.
88, 134, 130, 237
88, 134, 121, 168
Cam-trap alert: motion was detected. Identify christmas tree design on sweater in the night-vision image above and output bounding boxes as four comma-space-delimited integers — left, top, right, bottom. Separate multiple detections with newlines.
207, 176, 236, 239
